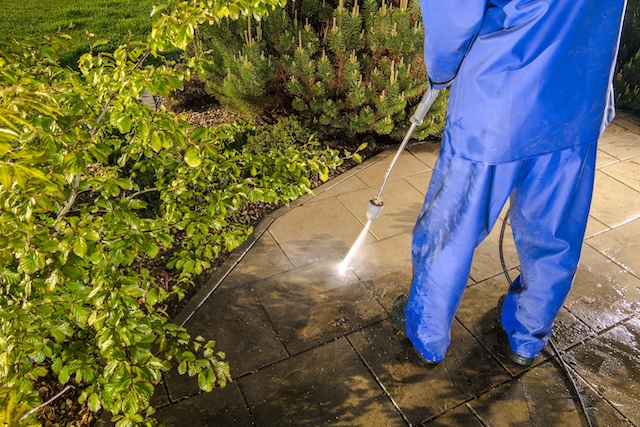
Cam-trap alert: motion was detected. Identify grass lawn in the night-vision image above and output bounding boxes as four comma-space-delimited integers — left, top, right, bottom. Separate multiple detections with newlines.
0, 0, 160, 66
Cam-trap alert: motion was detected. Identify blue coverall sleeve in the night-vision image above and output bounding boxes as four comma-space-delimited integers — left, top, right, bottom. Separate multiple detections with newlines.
419, 0, 488, 88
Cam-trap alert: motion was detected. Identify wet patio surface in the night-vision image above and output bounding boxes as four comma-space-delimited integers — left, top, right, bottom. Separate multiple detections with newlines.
154, 110, 640, 426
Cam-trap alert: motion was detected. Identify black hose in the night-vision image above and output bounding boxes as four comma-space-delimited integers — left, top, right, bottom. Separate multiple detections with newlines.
498, 208, 595, 427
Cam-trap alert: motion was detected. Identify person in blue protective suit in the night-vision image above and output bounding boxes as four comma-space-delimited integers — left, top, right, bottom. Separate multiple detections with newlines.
393, 0, 628, 366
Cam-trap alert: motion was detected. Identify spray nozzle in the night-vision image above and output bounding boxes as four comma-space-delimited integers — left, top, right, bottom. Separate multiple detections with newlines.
367, 198, 384, 221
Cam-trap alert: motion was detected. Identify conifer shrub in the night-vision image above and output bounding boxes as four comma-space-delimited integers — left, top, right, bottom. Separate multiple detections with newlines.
616, 0, 640, 110
617, 50, 640, 110
196, 0, 447, 141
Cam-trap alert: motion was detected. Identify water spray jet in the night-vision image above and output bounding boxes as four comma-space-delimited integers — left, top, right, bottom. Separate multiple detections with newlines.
339, 86, 441, 272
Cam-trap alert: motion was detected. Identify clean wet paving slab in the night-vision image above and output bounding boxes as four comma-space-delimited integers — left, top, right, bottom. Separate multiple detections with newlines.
565, 244, 640, 333
250, 257, 386, 355
590, 170, 640, 228
564, 317, 640, 426
586, 218, 640, 278
268, 197, 376, 268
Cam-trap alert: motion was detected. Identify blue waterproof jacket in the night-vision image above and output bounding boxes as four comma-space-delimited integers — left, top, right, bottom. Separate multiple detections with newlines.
420, 0, 627, 164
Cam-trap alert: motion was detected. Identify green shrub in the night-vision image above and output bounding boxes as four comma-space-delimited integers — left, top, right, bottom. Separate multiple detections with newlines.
0, 1, 347, 427
616, 50, 640, 110
197, 0, 447, 140
244, 116, 312, 154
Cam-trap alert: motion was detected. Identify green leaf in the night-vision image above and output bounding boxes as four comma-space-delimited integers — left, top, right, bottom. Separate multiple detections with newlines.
62, 152, 85, 173
0, 142, 11, 156
123, 391, 140, 416
71, 303, 88, 324
38, 239, 60, 253
62, 265, 83, 279
133, 381, 154, 404
59, 365, 70, 384
145, 243, 159, 258
0, 165, 13, 188
115, 178, 133, 190
184, 146, 201, 167
19, 251, 45, 274
27, 366, 48, 380
198, 368, 215, 392
190, 127, 207, 141
73, 236, 88, 257
88, 392, 102, 412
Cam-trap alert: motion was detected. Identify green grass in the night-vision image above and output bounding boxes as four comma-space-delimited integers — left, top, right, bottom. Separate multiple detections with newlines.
0, 0, 160, 66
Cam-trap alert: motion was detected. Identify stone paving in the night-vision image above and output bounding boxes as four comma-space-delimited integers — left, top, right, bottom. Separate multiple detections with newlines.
154, 110, 640, 426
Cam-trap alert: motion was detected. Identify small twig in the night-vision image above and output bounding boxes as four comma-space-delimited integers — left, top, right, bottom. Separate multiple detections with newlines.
127, 187, 159, 199
55, 174, 81, 230
19, 385, 75, 422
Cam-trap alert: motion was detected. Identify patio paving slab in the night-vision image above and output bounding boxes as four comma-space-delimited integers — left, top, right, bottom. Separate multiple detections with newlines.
565, 316, 640, 425
586, 217, 640, 278
268, 197, 375, 268
347, 232, 413, 311
590, 170, 640, 228
467, 360, 594, 427
422, 405, 484, 426
565, 245, 640, 332
250, 257, 386, 355
348, 319, 510, 425
601, 155, 640, 192
220, 232, 294, 291
238, 337, 405, 427
598, 122, 640, 161
164, 285, 288, 400
354, 150, 432, 188
155, 385, 252, 427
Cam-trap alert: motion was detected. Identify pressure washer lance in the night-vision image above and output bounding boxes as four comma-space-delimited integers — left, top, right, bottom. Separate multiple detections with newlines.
366, 86, 441, 222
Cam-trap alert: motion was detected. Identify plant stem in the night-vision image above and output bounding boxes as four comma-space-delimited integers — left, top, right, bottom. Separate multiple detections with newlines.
19, 385, 75, 422
128, 187, 159, 199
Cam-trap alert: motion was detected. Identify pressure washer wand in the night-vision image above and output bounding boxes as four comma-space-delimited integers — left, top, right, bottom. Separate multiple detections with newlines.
366, 86, 441, 221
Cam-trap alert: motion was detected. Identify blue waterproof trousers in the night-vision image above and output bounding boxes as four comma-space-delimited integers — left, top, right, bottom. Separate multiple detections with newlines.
405, 142, 597, 362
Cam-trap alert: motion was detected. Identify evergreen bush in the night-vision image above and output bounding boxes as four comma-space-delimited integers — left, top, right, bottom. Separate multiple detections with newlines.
197, 0, 447, 140
616, 0, 640, 110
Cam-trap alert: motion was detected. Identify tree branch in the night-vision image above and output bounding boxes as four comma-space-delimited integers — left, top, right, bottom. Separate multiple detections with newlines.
55, 173, 81, 229
127, 187, 159, 199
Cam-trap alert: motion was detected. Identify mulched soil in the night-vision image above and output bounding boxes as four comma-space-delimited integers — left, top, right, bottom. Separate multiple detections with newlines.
35, 78, 404, 426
